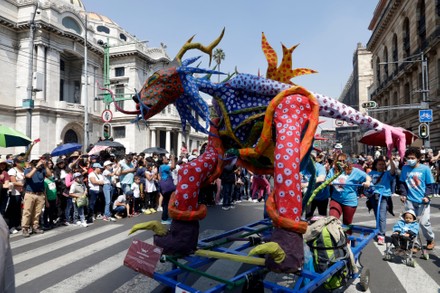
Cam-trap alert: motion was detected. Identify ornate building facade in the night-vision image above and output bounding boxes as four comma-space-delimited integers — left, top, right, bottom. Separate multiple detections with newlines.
0, 0, 207, 157
367, 0, 440, 150
337, 43, 374, 154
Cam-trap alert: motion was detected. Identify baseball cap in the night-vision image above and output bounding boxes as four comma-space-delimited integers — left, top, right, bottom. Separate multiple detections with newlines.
92, 162, 103, 169
56, 158, 65, 164
103, 160, 113, 167
73, 172, 83, 179
188, 155, 197, 161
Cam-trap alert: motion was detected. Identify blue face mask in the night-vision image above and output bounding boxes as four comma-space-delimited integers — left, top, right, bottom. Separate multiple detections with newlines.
407, 159, 417, 167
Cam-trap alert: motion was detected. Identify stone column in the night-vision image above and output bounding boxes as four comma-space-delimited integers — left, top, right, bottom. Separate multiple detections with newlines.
35, 44, 46, 100
151, 128, 156, 147
165, 128, 171, 152
177, 131, 182, 157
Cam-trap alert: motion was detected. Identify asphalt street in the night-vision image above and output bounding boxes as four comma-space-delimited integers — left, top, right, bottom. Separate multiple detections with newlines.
9, 196, 440, 293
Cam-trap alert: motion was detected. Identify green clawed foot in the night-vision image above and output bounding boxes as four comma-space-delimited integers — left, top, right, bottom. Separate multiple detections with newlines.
248, 242, 286, 264
128, 220, 168, 236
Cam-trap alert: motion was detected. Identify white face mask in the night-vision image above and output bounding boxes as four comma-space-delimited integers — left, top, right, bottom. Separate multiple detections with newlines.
406, 159, 417, 167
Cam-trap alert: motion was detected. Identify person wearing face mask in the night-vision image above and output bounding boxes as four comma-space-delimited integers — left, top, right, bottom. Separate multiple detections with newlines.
327, 153, 372, 227
398, 147, 435, 250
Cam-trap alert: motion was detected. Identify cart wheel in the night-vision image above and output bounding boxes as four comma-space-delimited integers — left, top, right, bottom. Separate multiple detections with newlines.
359, 268, 370, 292
406, 259, 415, 267
383, 254, 391, 261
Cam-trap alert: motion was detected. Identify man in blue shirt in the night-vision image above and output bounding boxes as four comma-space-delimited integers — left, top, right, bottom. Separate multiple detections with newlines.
399, 147, 435, 250
22, 155, 52, 237
119, 154, 136, 198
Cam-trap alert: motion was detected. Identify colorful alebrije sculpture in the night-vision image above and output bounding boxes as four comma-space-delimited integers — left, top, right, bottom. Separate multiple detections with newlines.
120, 29, 412, 273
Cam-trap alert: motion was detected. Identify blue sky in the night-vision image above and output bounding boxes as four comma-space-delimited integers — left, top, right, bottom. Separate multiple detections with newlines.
81, 0, 378, 129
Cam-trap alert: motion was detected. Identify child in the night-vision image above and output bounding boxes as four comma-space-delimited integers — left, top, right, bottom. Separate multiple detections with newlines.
391, 209, 419, 251
130, 176, 141, 216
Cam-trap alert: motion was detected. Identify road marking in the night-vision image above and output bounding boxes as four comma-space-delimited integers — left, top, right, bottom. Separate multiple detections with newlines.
373, 242, 439, 292
41, 237, 154, 293
15, 229, 136, 287
13, 224, 119, 264
10, 225, 78, 249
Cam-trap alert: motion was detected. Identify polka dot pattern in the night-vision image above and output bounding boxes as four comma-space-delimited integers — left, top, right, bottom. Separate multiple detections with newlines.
273, 94, 312, 222
173, 134, 219, 212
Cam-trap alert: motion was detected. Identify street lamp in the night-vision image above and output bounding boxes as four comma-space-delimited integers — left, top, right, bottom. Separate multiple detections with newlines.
24, 1, 40, 142
83, 13, 89, 151
375, 52, 430, 147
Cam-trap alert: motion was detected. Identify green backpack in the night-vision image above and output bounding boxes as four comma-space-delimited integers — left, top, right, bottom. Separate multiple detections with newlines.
307, 221, 349, 290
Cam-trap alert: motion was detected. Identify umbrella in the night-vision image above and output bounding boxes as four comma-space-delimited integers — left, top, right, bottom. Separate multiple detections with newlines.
88, 145, 109, 155
95, 140, 125, 148
51, 143, 82, 157
143, 146, 168, 154
0, 125, 32, 147
359, 128, 417, 147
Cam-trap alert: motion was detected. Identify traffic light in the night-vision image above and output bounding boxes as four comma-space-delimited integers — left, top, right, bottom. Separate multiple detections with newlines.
361, 101, 378, 109
102, 123, 112, 139
418, 123, 429, 139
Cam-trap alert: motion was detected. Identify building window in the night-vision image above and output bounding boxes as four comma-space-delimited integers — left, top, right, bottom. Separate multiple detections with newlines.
62, 17, 82, 35
115, 84, 124, 112
120, 33, 127, 41
113, 126, 126, 138
60, 60, 65, 72
60, 79, 64, 101
97, 25, 110, 34
404, 82, 411, 104
392, 34, 398, 73
64, 129, 78, 143
383, 47, 389, 78
403, 18, 410, 57
417, 0, 427, 48
392, 91, 398, 118
376, 57, 381, 84
115, 67, 125, 77
437, 59, 440, 90
437, 0, 440, 16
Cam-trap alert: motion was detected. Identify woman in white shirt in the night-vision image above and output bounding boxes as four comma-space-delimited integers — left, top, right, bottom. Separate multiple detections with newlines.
87, 163, 105, 222
143, 163, 158, 214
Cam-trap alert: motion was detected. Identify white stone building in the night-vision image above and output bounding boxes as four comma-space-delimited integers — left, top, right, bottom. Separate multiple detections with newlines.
0, 0, 207, 157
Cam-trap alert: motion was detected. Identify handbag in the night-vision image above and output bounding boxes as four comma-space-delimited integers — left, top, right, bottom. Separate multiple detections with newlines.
76, 195, 89, 208
159, 176, 176, 194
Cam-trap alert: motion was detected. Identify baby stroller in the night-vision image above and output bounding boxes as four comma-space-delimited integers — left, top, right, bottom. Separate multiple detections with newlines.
383, 207, 429, 267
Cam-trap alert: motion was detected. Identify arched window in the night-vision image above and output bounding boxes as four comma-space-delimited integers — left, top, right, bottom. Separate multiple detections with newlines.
417, 0, 427, 48
97, 25, 110, 34
120, 33, 127, 41
62, 16, 82, 35
64, 129, 79, 143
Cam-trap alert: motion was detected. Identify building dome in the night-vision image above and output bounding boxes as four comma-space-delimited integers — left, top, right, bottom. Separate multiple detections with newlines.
87, 12, 118, 26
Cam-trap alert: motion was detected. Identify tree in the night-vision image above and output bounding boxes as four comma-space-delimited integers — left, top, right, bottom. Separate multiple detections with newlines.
213, 48, 225, 82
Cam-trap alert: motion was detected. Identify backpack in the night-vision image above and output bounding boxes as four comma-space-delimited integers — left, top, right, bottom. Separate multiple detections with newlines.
305, 217, 350, 290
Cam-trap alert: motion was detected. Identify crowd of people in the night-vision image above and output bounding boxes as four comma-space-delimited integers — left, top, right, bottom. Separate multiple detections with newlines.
0, 143, 437, 252
0, 142, 276, 238
301, 145, 437, 251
